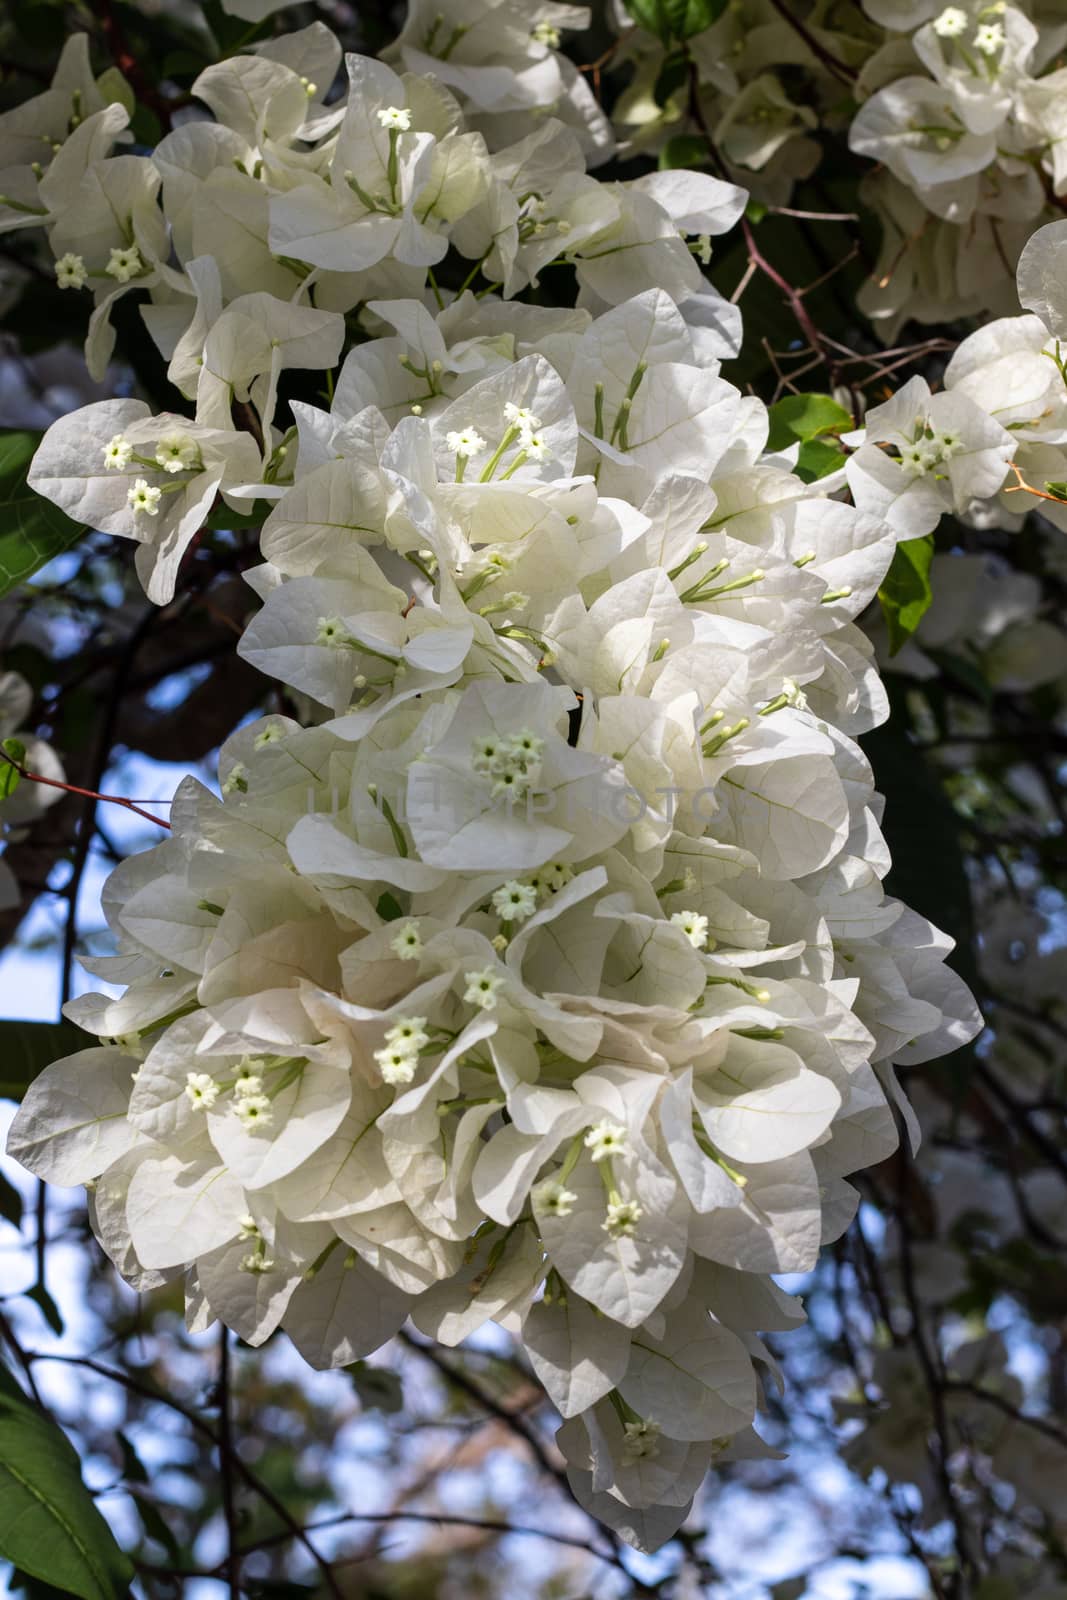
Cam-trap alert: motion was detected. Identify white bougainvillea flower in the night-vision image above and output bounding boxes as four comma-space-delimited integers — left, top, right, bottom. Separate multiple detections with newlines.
3, 9, 996, 1554
29, 398, 262, 602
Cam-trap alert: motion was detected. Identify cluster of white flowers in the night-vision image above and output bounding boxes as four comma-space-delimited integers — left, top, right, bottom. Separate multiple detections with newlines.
604, 0, 1067, 332
3, 7, 989, 1555
837, 219, 1067, 538
0, 20, 741, 391
849, 1, 1067, 328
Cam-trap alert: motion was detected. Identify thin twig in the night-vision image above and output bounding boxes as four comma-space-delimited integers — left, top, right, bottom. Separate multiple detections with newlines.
29, 1352, 345, 1600
762, 0, 858, 84
217, 1327, 241, 1600
0, 751, 171, 832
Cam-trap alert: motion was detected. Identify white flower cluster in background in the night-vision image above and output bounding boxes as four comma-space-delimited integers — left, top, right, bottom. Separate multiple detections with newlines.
3, 8, 989, 1557
0, 22, 741, 393
602, 0, 1067, 333
849, 1, 1067, 328
844, 220, 1067, 536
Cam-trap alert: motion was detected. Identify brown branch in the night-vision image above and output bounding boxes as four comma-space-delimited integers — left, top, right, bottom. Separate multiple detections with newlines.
0, 751, 171, 832
1003, 459, 1067, 506
895, 1153, 976, 1595
942, 1380, 1067, 1451
90, 1, 173, 130
216, 1328, 241, 1600
29, 1352, 346, 1600
762, 0, 858, 84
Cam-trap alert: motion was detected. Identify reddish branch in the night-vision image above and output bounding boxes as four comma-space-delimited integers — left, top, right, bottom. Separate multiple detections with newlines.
0, 748, 171, 831
91, 0, 174, 130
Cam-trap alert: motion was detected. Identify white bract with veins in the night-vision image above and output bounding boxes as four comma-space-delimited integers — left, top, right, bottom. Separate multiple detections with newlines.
3, 1, 995, 1558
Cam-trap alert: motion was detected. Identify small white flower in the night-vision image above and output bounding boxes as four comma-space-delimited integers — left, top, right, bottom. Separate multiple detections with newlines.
464, 966, 506, 1010
505, 728, 544, 768
184, 1072, 219, 1110
103, 434, 132, 471
55, 252, 88, 289
584, 1120, 629, 1162
316, 615, 350, 648
543, 862, 574, 893
376, 105, 412, 130
472, 732, 507, 771
900, 440, 940, 477
973, 19, 1004, 52
503, 403, 543, 431
490, 760, 528, 801
240, 1251, 276, 1274
671, 909, 710, 950
221, 762, 248, 795
384, 1015, 429, 1050
520, 432, 552, 463
934, 428, 964, 458
491, 880, 539, 923
390, 921, 423, 961
106, 244, 143, 283
127, 478, 162, 516
932, 5, 969, 36
621, 1419, 661, 1462
531, 20, 561, 46
233, 1073, 264, 1099
233, 1092, 273, 1128
237, 1214, 259, 1240
154, 431, 199, 474
533, 1179, 578, 1216
603, 1199, 643, 1237
252, 722, 285, 749
374, 1041, 419, 1084
781, 678, 808, 710
445, 427, 487, 459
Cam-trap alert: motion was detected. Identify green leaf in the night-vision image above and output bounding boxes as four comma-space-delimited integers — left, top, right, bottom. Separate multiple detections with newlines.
0, 1021, 86, 1103
878, 535, 935, 656
345, 1360, 404, 1414
126, 1490, 182, 1566
659, 134, 710, 170
0, 432, 85, 599
652, 47, 688, 107
924, 647, 992, 706
94, 67, 135, 118
0, 1359, 134, 1600
795, 437, 846, 483
766, 393, 852, 452
129, 103, 163, 147
1043, 480, 1067, 502
204, 500, 270, 532
8, 1569, 84, 1599
0, 1169, 22, 1230
0, 737, 25, 800
114, 1434, 148, 1487
622, 0, 728, 45
25, 1283, 64, 1337
862, 680, 977, 1000
375, 891, 404, 923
